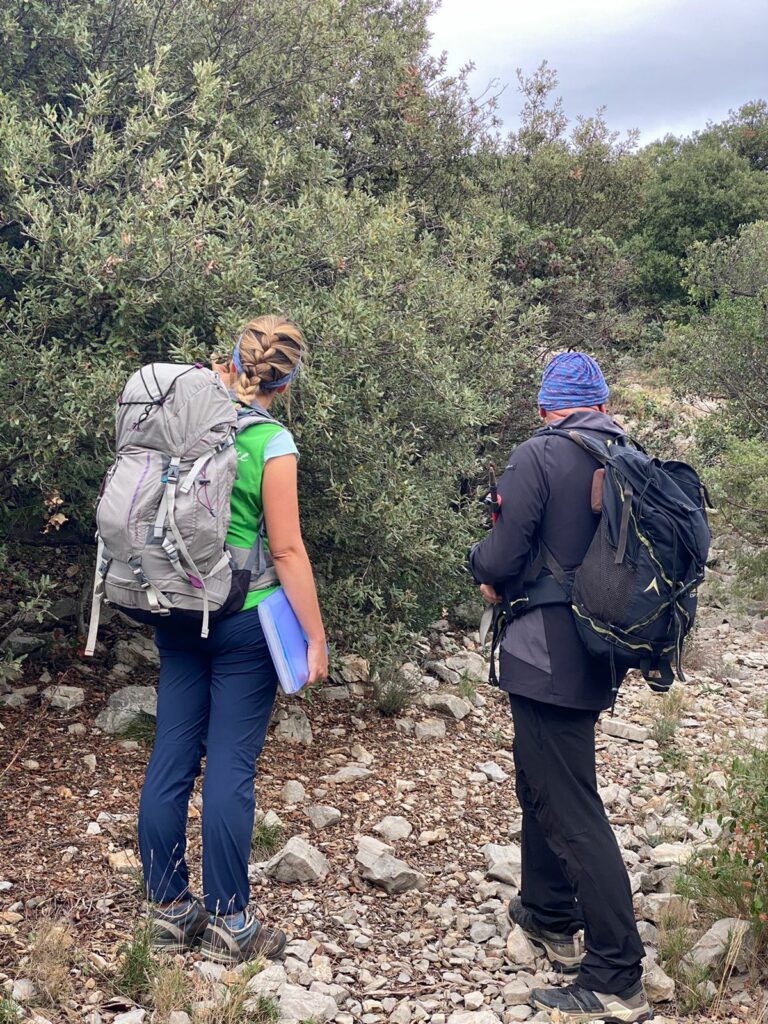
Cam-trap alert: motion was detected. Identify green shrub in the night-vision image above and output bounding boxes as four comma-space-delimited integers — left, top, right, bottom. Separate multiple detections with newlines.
677, 742, 768, 954
115, 922, 156, 1002
372, 663, 417, 716
251, 816, 284, 859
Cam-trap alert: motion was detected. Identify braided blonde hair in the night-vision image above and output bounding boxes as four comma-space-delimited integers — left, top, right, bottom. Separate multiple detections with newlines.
233, 315, 305, 405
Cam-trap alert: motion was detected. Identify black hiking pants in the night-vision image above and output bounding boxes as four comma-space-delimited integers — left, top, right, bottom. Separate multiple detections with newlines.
509, 695, 645, 994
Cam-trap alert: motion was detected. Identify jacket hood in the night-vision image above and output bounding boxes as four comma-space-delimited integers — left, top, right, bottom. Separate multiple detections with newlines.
540, 410, 625, 439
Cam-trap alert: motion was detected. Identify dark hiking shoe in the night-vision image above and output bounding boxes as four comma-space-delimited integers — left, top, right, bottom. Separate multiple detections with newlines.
529, 980, 652, 1023
507, 896, 584, 972
200, 911, 287, 964
149, 899, 210, 953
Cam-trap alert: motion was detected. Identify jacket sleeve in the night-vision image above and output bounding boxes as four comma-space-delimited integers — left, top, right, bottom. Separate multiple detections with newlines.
468, 438, 549, 588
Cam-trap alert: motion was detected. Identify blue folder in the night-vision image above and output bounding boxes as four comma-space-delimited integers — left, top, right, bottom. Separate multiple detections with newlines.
258, 588, 309, 695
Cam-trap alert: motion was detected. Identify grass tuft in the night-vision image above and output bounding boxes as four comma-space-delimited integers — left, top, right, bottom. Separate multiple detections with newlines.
121, 711, 157, 746
657, 906, 713, 1015
151, 961, 192, 1018
650, 685, 688, 748
372, 663, 416, 716
0, 999, 20, 1024
25, 919, 74, 1005
114, 920, 156, 1002
251, 816, 284, 858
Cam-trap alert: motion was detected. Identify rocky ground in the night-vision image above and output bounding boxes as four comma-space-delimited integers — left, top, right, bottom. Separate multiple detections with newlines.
1, 542, 767, 1024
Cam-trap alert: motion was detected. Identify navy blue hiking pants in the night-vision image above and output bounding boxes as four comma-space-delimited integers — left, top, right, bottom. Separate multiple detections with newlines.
138, 606, 277, 915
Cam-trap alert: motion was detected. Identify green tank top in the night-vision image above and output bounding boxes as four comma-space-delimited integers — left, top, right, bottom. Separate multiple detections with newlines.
226, 421, 287, 611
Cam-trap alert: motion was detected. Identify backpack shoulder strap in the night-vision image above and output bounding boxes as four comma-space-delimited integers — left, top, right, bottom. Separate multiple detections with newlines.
234, 401, 282, 433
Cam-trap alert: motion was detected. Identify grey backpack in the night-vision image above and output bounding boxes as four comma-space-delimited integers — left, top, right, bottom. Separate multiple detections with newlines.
85, 363, 278, 655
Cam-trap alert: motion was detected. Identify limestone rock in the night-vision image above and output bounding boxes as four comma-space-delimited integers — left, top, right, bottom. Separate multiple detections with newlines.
306, 805, 342, 830
108, 849, 140, 873
687, 917, 752, 971
635, 893, 693, 924
505, 925, 537, 968
281, 780, 306, 805
373, 816, 413, 842
415, 718, 446, 740
649, 842, 694, 867
422, 692, 472, 720
444, 651, 487, 682
642, 956, 675, 1002
601, 719, 650, 742
356, 836, 426, 895
113, 636, 159, 669
274, 708, 313, 746
246, 963, 288, 996
263, 837, 330, 883
323, 764, 373, 785
336, 654, 370, 683
113, 1010, 146, 1024
483, 843, 522, 887
277, 982, 338, 1022
43, 685, 85, 711
447, 1009, 501, 1024
11, 978, 37, 1002
95, 685, 157, 734
476, 761, 509, 783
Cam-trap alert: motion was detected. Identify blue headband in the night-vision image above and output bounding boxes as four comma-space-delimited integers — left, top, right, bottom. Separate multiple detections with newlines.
232, 333, 301, 391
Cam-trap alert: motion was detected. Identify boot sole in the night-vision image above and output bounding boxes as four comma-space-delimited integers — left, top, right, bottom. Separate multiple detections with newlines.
199, 937, 287, 964
530, 995, 653, 1023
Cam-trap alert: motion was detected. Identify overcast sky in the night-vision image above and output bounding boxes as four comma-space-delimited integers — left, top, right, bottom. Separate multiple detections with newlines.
428, 0, 768, 145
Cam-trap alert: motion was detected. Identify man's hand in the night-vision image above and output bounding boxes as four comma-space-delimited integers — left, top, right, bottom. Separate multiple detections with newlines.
479, 583, 502, 605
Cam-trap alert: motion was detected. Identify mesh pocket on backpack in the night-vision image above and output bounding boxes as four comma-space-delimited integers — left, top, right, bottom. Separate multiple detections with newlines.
573, 520, 635, 626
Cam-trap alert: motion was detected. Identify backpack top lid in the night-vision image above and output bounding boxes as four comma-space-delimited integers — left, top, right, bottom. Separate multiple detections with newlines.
115, 363, 237, 459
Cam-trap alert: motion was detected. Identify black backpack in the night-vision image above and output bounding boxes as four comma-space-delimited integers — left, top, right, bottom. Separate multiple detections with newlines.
538, 428, 711, 693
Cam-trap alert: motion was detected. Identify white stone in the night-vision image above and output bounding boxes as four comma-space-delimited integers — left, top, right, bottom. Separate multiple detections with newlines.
601, 719, 650, 742
642, 956, 675, 1002
167, 1014, 192, 1024
505, 925, 537, 968
113, 1011, 146, 1024
482, 843, 522, 887
95, 685, 157, 734
356, 836, 426, 895
274, 708, 314, 746
415, 718, 446, 740
470, 921, 497, 943
687, 917, 752, 970
246, 963, 288, 995
635, 893, 693, 924
323, 764, 373, 784
336, 654, 370, 683
422, 693, 473, 720
281, 780, 306, 805
373, 816, 413, 842
444, 651, 487, 682
277, 982, 338, 1022
502, 978, 534, 1006
263, 837, 330, 883
649, 842, 694, 867
108, 849, 139, 873
43, 684, 85, 710
11, 978, 37, 1002
83, 754, 97, 772
447, 1011, 501, 1024
475, 761, 508, 783
464, 992, 485, 1010
306, 804, 342, 830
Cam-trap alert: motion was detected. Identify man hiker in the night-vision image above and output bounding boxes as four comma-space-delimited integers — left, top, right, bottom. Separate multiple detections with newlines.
469, 352, 650, 1023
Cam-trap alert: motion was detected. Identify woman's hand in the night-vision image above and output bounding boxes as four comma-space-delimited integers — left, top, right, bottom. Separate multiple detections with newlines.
479, 583, 502, 605
307, 638, 329, 686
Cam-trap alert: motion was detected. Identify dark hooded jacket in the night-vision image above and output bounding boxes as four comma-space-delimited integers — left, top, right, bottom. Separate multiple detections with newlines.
469, 410, 626, 711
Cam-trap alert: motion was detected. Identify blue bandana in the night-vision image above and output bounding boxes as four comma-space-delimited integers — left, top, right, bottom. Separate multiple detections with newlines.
232, 333, 301, 391
537, 351, 609, 411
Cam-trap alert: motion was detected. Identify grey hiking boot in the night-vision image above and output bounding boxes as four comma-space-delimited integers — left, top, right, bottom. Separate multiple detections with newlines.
149, 898, 210, 953
529, 980, 652, 1022
507, 895, 585, 972
200, 911, 287, 964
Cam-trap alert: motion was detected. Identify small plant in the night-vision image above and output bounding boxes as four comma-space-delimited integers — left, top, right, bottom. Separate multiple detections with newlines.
25, 919, 74, 1005
0, 650, 25, 687
0, 998, 20, 1023
650, 686, 688, 748
251, 816, 284, 858
114, 921, 156, 1002
248, 995, 280, 1024
456, 674, 476, 701
121, 712, 157, 747
192, 986, 278, 1024
657, 907, 713, 1015
151, 961, 192, 1018
372, 663, 416, 716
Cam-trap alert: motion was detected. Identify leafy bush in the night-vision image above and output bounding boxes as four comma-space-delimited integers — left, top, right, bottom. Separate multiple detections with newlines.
372, 663, 417, 716
677, 741, 768, 954
0, 1, 535, 656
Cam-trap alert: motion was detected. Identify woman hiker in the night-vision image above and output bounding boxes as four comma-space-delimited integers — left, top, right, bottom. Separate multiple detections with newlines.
137, 315, 328, 963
